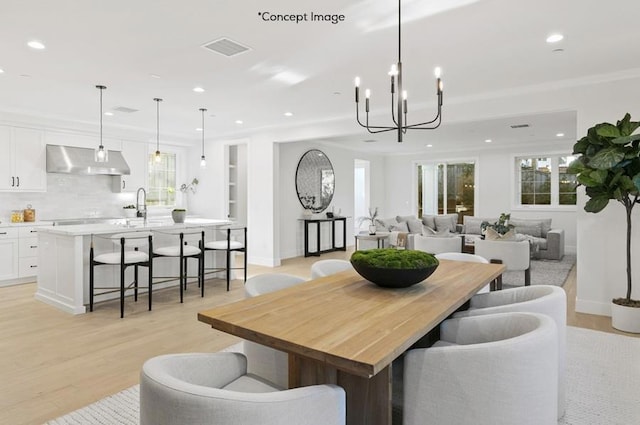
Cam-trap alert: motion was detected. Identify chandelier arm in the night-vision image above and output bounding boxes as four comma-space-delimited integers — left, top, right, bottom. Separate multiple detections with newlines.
404, 105, 442, 128
366, 127, 398, 134
356, 105, 397, 130
404, 114, 443, 130
391, 91, 400, 126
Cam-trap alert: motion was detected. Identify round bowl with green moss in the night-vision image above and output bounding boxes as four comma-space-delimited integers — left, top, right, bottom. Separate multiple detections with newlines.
350, 249, 439, 288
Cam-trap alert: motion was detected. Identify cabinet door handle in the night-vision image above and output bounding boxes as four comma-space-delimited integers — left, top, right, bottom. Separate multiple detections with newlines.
30, 230, 37, 233
16, 176, 19, 187
0, 232, 7, 235
30, 245, 38, 248
30, 265, 37, 268
11, 176, 15, 187
123, 180, 126, 190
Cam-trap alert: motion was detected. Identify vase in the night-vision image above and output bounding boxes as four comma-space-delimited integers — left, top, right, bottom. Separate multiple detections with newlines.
172, 210, 186, 224
611, 301, 640, 333
368, 225, 377, 235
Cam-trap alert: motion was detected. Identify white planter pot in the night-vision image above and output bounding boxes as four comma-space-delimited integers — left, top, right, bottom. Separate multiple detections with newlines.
368, 225, 377, 235
611, 301, 640, 333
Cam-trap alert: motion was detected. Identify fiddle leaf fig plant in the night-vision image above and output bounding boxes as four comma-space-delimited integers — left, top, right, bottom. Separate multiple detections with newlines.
568, 113, 640, 307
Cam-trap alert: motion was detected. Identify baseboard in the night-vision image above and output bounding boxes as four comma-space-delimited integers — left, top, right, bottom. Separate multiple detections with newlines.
249, 256, 280, 267
575, 298, 611, 317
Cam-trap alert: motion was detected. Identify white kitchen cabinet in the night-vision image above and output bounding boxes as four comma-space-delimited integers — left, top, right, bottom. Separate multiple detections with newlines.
0, 126, 46, 192
113, 141, 148, 192
0, 228, 20, 281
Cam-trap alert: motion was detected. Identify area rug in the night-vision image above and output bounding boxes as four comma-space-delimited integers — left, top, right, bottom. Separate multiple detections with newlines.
502, 253, 576, 288
44, 326, 639, 425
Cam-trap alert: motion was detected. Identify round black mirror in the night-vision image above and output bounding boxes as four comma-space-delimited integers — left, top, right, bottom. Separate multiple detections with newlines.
295, 149, 335, 213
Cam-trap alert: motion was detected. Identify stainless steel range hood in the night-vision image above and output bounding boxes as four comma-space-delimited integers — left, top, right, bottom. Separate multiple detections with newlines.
46, 145, 131, 175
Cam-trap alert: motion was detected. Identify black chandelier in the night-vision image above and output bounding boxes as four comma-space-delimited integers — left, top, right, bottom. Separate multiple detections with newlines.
354, 0, 444, 143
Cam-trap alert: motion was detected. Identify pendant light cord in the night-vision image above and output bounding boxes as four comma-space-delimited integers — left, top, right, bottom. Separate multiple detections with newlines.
200, 108, 206, 155
154, 98, 163, 152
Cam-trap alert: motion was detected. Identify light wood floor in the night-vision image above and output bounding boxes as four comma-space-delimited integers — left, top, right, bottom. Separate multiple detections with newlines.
0, 251, 635, 425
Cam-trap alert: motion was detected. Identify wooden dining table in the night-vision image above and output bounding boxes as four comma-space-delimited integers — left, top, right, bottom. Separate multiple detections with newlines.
198, 259, 505, 425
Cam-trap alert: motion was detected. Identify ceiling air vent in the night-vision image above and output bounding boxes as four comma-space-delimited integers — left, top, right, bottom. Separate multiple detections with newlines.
510, 123, 530, 129
113, 106, 139, 113
203, 37, 251, 57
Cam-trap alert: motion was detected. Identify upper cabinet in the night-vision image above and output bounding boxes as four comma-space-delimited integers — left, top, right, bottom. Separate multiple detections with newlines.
113, 141, 148, 192
0, 126, 46, 192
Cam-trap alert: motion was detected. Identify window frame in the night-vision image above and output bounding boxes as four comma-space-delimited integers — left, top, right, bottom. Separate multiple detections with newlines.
145, 145, 187, 211
511, 151, 577, 212
413, 157, 479, 218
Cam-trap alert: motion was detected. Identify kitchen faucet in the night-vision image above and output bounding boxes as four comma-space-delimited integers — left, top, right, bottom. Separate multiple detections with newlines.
136, 187, 147, 225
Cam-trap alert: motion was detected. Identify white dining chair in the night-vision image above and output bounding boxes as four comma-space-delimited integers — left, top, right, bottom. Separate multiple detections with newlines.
310, 259, 353, 279
140, 352, 346, 425
435, 251, 491, 293
244, 273, 308, 388
453, 285, 567, 418
474, 239, 531, 289
413, 234, 463, 254
403, 312, 558, 425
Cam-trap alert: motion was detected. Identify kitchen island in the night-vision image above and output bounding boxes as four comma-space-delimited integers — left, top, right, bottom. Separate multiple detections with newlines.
35, 217, 231, 314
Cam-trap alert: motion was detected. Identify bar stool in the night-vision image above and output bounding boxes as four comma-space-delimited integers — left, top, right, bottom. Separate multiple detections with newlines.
152, 229, 204, 303
203, 226, 247, 292
89, 232, 153, 318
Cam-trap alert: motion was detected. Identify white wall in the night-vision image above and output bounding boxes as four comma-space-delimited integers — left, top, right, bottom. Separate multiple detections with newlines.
383, 141, 578, 251
278, 141, 385, 260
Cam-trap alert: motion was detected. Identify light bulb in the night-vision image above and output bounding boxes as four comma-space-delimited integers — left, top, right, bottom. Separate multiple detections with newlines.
95, 145, 107, 162
438, 80, 444, 91
434, 67, 442, 78
200, 156, 206, 168
402, 91, 408, 100
354, 76, 360, 87
365, 89, 371, 99
155, 150, 161, 163
388, 64, 398, 76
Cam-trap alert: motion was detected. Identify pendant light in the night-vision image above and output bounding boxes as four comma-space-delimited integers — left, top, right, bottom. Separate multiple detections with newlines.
199, 107, 207, 168
95, 85, 108, 162
153, 97, 163, 163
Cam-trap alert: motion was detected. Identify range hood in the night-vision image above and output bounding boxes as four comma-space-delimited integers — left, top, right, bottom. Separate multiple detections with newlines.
46, 145, 131, 175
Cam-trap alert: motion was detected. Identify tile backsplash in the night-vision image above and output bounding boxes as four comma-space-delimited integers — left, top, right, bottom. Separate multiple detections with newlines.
0, 174, 139, 222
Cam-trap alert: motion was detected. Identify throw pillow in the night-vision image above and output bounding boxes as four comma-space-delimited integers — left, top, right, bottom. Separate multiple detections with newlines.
406, 219, 423, 234
434, 214, 458, 233
421, 215, 436, 230
375, 217, 399, 232
514, 223, 542, 238
396, 215, 416, 223
510, 218, 552, 237
463, 216, 495, 235
389, 222, 409, 233
422, 224, 452, 238
485, 228, 516, 241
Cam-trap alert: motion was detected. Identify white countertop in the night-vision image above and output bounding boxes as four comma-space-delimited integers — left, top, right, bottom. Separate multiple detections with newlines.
37, 218, 231, 236
0, 221, 53, 227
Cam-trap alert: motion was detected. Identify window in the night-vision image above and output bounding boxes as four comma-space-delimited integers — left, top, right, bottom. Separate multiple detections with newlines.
147, 152, 177, 206
417, 161, 475, 221
516, 155, 577, 207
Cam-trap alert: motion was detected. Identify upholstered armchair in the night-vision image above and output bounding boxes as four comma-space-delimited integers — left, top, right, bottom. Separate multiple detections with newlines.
140, 352, 346, 425
453, 285, 567, 418
310, 259, 353, 279
474, 239, 530, 289
413, 234, 463, 254
403, 312, 558, 425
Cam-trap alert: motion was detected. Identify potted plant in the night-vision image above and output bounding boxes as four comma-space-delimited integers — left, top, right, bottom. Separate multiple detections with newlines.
172, 208, 187, 224
357, 207, 379, 235
481, 212, 514, 236
350, 248, 439, 288
568, 113, 640, 332
123, 204, 137, 218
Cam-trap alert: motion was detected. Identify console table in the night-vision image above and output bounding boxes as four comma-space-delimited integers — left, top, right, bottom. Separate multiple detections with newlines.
300, 217, 347, 257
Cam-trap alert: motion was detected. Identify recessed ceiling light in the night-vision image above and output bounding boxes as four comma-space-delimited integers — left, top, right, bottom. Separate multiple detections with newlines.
556, 132, 565, 137
193, 87, 205, 93
284, 112, 293, 117
150, 74, 161, 79
0, 68, 4, 74
196, 128, 203, 132
426, 144, 433, 148
485, 139, 492, 143
546, 34, 564, 44
235, 120, 243, 125
27, 40, 45, 50
104, 112, 114, 116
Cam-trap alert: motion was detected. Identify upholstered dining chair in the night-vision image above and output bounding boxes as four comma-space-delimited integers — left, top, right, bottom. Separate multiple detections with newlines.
435, 251, 490, 293
203, 226, 247, 292
453, 285, 567, 418
403, 312, 558, 425
474, 239, 530, 290
89, 231, 153, 318
243, 273, 308, 388
310, 259, 353, 279
140, 352, 346, 425
152, 229, 204, 303
414, 234, 463, 254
